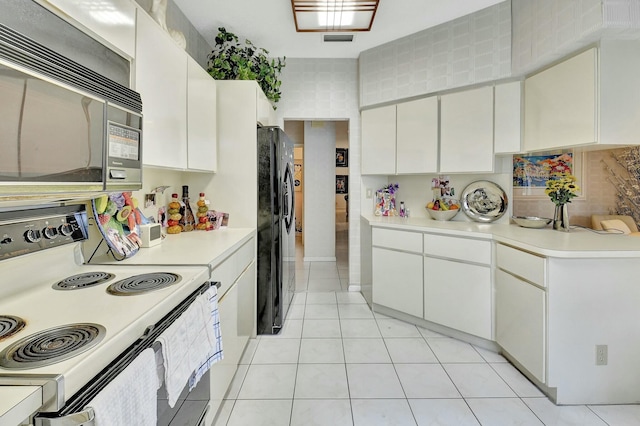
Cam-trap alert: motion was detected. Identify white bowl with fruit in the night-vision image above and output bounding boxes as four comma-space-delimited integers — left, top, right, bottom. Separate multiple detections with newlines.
425, 199, 460, 221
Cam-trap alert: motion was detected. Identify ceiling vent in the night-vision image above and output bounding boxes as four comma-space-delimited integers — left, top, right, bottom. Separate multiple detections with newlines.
323, 34, 354, 42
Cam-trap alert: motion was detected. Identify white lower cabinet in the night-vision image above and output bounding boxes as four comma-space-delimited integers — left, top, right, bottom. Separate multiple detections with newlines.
372, 247, 423, 318
495, 269, 545, 383
371, 228, 492, 339
423, 257, 492, 339
207, 238, 256, 423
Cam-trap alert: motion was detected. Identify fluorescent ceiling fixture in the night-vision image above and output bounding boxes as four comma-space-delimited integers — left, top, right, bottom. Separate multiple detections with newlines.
292, 0, 379, 32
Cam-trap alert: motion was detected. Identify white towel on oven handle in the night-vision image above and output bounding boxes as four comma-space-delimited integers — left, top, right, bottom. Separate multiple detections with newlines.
188, 285, 224, 390
155, 290, 218, 408
86, 348, 159, 426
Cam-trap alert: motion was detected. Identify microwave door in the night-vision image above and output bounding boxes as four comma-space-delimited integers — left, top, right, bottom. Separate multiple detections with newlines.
19, 79, 104, 181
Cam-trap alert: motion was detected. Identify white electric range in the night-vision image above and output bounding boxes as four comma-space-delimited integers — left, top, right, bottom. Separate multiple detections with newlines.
0, 205, 210, 425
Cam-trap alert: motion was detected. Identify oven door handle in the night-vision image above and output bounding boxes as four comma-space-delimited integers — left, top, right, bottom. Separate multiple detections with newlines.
35, 407, 95, 426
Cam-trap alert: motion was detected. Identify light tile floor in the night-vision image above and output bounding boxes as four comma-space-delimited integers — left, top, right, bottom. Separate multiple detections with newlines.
213, 231, 640, 425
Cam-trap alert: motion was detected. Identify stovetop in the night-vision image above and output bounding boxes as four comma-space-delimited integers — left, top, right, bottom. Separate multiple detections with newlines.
0, 206, 210, 411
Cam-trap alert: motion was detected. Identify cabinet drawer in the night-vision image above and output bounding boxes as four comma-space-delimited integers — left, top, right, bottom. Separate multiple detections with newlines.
423, 233, 491, 265
372, 228, 422, 253
211, 237, 255, 297
496, 244, 545, 286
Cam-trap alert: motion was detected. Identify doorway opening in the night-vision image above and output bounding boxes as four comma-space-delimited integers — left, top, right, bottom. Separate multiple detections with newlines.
283, 119, 350, 289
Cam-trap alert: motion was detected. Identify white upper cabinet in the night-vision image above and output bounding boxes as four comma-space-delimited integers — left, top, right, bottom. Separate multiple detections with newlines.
40, 0, 136, 58
494, 81, 522, 154
187, 57, 217, 172
361, 105, 396, 175
524, 48, 596, 152
135, 10, 187, 169
524, 41, 640, 152
361, 98, 438, 175
135, 10, 217, 172
396, 97, 438, 174
440, 86, 494, 173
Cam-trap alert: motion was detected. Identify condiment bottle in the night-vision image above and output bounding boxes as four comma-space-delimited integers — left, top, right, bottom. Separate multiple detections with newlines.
195, 192, 211, 230
167, 194, 182, 234
179, 185, 196, 232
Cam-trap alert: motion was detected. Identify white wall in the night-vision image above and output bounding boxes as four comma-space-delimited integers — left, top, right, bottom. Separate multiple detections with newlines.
335, 120, 349, 221
359, 1, 511, 107
303, 121, 336, 260
276, 58, 362, 286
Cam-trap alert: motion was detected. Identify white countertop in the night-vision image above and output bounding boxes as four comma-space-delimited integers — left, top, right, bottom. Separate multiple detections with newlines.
364, 215, 640, 258
90, 228, 255, 268
0, 386, 42, 426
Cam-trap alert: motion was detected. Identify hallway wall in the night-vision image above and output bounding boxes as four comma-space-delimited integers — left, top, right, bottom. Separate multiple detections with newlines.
303, 121, 336, 261
277, 59, 361, 286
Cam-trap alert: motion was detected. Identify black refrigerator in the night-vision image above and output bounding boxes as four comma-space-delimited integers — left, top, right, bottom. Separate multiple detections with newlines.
256, 126, 295, 335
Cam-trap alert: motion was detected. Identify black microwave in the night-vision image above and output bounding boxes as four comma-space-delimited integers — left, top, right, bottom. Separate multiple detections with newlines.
0, 22, 142, 198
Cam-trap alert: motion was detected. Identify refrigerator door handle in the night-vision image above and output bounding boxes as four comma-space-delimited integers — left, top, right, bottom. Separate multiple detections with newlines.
283, 163, 294, 233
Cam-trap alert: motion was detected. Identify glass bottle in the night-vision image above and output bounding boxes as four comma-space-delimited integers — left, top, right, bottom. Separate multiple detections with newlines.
179, 185, 196, 232
166, 193, 182, 234
195, 192, 211, 231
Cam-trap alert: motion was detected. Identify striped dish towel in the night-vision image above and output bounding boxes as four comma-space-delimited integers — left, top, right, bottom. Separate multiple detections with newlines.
188, 285, 224, 390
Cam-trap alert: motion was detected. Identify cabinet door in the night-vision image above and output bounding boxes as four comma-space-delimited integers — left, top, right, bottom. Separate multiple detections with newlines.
207, 280, 238, 422
524, 48, 597, 151
41, 0, 136, 58
396, 97, 438, 174
424, 257, 492, 339
207, 261, 255, 423
496, 269, 546, 383
495, 81, 522, 154
361, 105, 396, 175
187, 57, 217, 172
135, 11, 187, 169
440, 86, 494, 173
372, 247, 423, 318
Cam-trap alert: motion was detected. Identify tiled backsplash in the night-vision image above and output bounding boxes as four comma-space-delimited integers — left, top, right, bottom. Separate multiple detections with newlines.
513, 149, 621, 228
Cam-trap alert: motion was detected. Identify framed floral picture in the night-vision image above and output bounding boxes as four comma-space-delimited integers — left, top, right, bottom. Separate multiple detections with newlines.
513, 151, 584, 199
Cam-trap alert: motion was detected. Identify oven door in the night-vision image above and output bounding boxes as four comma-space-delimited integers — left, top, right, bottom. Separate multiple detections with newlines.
33, 281, 217, 426
158, 369, 209, 426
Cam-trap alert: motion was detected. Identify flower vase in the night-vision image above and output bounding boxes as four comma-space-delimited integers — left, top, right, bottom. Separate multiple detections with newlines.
553, 203, 570, 232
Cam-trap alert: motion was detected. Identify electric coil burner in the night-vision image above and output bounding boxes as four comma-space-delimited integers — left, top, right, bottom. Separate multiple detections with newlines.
106, 272, 181, 295
52, 272, 115, 290
0, 323, 106, 370
0, 315, 26, 341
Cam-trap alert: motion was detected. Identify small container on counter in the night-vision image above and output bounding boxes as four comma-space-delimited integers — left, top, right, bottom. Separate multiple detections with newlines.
195, 192, 212, 230
166, 194, 182, 234
179, 185, 196, 232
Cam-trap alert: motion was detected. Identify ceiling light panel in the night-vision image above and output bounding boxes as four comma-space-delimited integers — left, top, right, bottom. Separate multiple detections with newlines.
292, 0, 379, 32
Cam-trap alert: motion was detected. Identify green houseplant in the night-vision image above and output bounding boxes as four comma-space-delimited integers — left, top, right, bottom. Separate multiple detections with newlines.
207, 27, 286, 107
